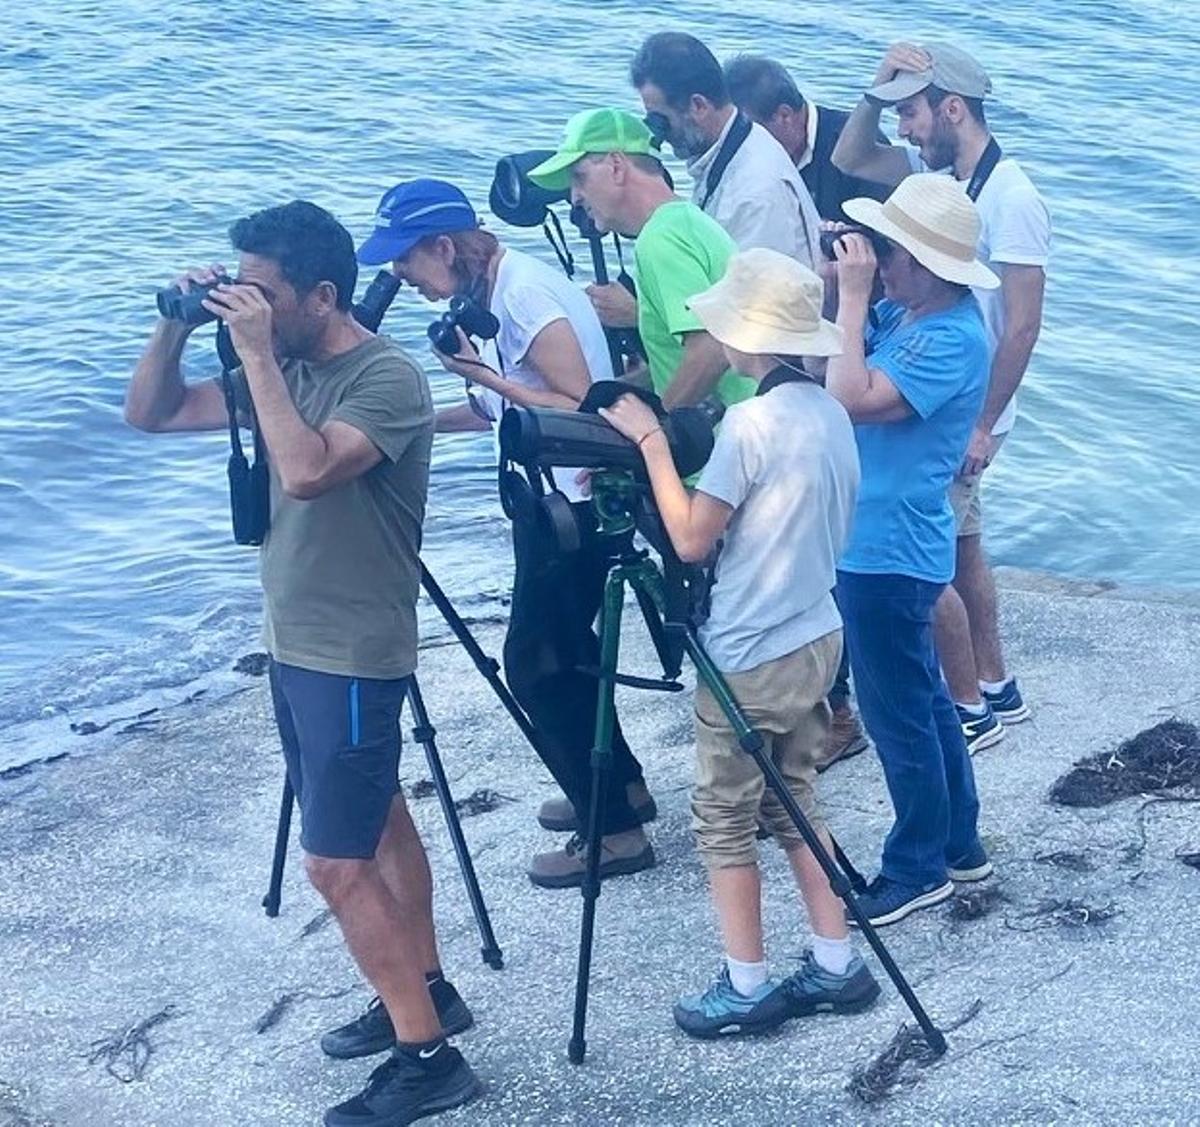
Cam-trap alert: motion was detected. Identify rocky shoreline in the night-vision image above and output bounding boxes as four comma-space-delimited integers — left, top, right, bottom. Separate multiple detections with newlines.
1, 570, 1198, 1125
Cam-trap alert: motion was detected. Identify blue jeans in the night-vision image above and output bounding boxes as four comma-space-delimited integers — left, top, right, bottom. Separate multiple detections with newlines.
836, 570, 981, 886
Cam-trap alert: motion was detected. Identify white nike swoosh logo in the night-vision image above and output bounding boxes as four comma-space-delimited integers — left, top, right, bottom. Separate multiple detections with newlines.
418, 1046, 442, 1060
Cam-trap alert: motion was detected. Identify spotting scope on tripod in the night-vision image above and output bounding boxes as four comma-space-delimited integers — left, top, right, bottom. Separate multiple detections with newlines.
499, 400, 950, 1062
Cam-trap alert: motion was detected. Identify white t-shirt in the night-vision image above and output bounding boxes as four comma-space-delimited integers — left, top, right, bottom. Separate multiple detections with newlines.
688, 115, 823, 270
904, 148, 1051, 434
695, 379, 861, 673
476, 247, 614, 501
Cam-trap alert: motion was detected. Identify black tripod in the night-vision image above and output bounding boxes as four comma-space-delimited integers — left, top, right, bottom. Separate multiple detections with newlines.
568, 534, 948, 1063
260, 562, 533, 971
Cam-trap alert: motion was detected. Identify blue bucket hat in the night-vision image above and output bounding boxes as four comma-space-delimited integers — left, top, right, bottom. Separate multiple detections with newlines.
356, 179, 479, 265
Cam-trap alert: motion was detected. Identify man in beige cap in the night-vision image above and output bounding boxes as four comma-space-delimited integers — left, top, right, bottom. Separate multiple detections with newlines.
832, 42, 1050, 753
601, 248, 879, 1038
824, 173, 997, 926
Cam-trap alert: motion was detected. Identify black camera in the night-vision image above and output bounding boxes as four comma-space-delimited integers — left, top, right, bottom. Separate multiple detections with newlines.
155, 274, 233, 326
819, 224, 893, 261
427, 295, 501, 356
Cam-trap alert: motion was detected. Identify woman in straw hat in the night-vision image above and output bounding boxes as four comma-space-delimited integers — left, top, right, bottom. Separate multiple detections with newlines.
823, 171, 998, 927
602, 247, 880, 1040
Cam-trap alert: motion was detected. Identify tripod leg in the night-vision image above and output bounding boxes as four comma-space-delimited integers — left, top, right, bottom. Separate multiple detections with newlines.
568, 568, 626, 1066
262, 775, 294, 918
419, 563, 543, 755
832, 835, 868, 894
682, 629, 947, 1057
405, 676, 504, 971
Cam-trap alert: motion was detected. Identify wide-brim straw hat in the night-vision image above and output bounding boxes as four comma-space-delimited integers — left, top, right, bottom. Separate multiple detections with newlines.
688, 247, 844, 357
843, 173, 1000, 289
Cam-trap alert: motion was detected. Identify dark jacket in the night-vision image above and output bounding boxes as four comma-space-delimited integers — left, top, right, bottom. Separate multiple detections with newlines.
802, 105, 892, 221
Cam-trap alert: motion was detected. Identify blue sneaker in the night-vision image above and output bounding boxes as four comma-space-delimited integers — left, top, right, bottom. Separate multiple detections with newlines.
982, 678, 1030, 723
673, 966, 789, 1039
957, 701, 1006, 755
780, 951, 881, 1017
947, 840, 994, 883
848, 875, 954, 928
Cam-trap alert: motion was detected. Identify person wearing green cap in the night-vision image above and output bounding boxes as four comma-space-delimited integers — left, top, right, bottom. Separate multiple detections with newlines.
530, 108, 755, 410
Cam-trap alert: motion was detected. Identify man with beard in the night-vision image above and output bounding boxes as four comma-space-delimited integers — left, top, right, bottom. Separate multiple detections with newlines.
832, 43, 1049, 754
586, 32, 821, 332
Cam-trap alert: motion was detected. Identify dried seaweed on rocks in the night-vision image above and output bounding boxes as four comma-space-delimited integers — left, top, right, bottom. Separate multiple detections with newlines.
407, 779, 437, 800
947, 886, 1007, 921
86, 1005, 181, 1082
233, 652, 270, 676
1050, 719, 1200, 807
1176, 848, 1200, 871
299, 909, 334, 939
1033, 849, 1096, 873
455, 788, 515, 817
1006, 898, 1119, 933
846, 1000, 982, 1105
254, 987, 355, 1034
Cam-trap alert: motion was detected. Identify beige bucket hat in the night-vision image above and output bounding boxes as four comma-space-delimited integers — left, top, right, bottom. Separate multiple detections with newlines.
687, 247, 844, 357
843, 173, 1000, 289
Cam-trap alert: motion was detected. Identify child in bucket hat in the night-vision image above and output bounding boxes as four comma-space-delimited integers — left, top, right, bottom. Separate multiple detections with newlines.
602, 248, 880, 1038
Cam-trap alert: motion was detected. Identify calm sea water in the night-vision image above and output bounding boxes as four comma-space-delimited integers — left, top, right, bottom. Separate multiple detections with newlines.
1, 0, 1197, 759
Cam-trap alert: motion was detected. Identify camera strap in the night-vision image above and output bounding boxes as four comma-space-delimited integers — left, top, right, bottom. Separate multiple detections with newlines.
698, 111, 753, 212
756, 363, 819, 395
965, 137, 1003, 202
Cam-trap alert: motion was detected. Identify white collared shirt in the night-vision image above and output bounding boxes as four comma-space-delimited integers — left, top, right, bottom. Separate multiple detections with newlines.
794, 103, 821, 174
687, 112, 822, 269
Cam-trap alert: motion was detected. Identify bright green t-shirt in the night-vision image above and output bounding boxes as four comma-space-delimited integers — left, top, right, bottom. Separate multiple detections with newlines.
633, 200, 756, 407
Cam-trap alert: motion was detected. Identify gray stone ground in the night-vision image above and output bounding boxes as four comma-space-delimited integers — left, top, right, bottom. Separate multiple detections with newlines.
2, 570, 1199, 1127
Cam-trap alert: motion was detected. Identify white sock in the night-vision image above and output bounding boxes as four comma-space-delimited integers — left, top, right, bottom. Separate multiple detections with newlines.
811, 934, 854, 976
979, 677, 1010, 695
725, 955, 769, 996
957, 699, 987, 717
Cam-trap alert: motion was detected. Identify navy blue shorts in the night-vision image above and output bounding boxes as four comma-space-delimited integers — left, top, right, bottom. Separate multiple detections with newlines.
269, 659, 408, 859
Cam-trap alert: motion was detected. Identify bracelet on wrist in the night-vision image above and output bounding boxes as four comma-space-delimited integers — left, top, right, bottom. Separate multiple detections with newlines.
638, 427, 664, 448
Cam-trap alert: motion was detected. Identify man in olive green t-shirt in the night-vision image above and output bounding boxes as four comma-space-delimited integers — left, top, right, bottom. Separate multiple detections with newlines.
124, 201, 480, 1124
530, 107, 755, 408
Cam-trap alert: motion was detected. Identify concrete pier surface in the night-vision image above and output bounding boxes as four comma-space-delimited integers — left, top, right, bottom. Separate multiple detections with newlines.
2, 569, 1198, 1126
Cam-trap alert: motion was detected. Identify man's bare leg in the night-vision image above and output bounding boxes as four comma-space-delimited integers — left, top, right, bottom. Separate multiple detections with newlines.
953, 534, 1007, 684
375, 793, 440, 974
934, 582, 984, 706
306, 852, 440, 1043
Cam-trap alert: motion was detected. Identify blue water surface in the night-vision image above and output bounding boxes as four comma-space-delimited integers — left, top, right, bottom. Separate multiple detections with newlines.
0, 0, 1197, 739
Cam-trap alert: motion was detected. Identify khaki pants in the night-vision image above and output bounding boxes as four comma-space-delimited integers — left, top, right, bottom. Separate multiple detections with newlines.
692, 630, 842, 869
949, 432, 1008, 537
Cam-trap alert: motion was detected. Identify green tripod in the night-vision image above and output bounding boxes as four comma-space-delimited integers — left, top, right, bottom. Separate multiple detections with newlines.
566, 474, 948, 1064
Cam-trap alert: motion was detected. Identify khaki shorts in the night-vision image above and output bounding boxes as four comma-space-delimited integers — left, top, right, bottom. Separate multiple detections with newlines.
949, 431, 1008, 537
692, 631, 842, 869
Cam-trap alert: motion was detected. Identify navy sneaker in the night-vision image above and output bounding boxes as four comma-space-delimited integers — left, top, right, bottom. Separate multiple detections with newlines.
324, 1043, 479, 1127
779, 951, 881, 1017
947, 841, 994, 883
321, 980, 474, 1060
981, 678, 1029, 723
957, 702, 1006, 755
848, 875, 954, 928
673, 966, 790, 1039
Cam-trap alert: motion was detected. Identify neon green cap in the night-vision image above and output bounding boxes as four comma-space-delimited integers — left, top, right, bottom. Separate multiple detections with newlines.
528, 108, 654, 191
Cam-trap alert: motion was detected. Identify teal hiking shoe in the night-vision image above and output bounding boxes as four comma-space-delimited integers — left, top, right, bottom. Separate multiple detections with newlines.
779, 951, 881, 1018
673, 966, 789, 1040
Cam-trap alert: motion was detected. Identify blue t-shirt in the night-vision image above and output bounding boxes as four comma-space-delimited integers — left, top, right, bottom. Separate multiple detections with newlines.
839, 296, 989, 583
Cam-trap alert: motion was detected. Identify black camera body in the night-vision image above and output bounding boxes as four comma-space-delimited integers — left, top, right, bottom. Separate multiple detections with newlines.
819, 224, 892, 261
427, 295, 501, 356
155, 275, 233, 326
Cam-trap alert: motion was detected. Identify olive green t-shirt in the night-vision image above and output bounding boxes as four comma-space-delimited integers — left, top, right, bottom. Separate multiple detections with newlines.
634, 200, 757, 407
237, 335, 434, 680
